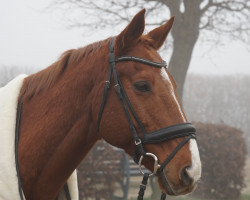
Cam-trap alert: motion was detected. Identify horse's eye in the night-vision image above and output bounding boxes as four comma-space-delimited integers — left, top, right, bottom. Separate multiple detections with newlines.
133, 81, 151, 92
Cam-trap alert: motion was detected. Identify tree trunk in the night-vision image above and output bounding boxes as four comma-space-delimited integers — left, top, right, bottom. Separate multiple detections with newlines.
166, 1, 201, 102
168, 33, 197, 101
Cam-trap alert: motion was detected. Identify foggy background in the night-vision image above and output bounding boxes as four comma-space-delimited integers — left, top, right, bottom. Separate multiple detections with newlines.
1, 0, 250, 199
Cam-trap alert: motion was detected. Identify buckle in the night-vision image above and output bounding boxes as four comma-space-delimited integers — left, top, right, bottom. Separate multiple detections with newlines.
105, 81, 110, 88
135, 139, 141, 146
114, 84, 120, 93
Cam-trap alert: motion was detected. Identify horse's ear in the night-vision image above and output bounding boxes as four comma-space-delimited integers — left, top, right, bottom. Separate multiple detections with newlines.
115, 9, 145, 55
147, 16, 175, 50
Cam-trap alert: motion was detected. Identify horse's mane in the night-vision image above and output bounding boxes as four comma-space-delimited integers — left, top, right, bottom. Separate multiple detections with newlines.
19, 39, 109, 100
19, 36, 153, 101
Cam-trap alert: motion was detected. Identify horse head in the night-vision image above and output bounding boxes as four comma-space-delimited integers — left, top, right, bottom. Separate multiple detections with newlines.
98, 9, 201, 196
16, 8, 201, 199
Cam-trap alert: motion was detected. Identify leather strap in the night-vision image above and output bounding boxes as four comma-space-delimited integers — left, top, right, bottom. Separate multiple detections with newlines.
118, 78, 147, 136
15, 99, 24, 200
97, 38, 115, 131
137, 173, 149, 200
157, 135, 195, 174
160, 193, 166, 200
63, 183, 71, 200
142, 123, 196, 144
115, 56, 167, 68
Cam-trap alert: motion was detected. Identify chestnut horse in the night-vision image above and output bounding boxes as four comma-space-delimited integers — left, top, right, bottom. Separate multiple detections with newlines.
17, 9, 201, 199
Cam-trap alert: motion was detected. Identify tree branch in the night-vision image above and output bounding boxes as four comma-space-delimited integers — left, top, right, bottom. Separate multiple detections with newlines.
49, 0, 250, 45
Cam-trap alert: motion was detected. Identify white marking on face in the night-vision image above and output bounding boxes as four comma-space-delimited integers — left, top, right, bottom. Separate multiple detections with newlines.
187, 139, 201, 183
160, 68, 186, 122
160, 68, 201, 182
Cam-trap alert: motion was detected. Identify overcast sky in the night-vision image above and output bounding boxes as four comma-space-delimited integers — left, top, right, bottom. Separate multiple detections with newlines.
0, 0, 249, 75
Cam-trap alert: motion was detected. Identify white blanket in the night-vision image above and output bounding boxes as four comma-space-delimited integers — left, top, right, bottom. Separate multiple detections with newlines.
0, 75, 78, 200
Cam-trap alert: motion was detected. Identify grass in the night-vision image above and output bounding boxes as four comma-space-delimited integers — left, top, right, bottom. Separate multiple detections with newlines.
241, 193, 250, 200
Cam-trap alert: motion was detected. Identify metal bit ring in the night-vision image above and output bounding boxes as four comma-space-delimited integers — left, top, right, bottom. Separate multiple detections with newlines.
138, 153, 160, 177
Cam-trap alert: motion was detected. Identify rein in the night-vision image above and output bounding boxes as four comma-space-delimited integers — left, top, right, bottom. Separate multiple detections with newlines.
15, 99, 25, 200
97, 37, 196, 200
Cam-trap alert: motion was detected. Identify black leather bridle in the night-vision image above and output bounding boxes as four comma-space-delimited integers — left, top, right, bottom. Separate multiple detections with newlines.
97, 37, 196, 199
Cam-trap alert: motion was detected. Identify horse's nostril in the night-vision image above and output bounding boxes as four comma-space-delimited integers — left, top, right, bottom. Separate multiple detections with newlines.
181, 167, 193, 186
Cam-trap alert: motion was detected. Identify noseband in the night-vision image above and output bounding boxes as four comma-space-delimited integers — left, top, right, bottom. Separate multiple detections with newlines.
97, 37, 196, 199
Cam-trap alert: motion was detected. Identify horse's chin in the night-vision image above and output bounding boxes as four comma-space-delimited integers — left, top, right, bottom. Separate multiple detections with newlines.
157, 171, 196, 196
157, 172, 176, 195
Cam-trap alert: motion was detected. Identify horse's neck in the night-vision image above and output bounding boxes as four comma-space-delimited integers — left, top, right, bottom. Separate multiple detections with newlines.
19, 54, 105, 199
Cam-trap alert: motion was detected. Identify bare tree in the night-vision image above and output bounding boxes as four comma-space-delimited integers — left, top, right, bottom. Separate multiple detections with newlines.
50, 0, 250, 101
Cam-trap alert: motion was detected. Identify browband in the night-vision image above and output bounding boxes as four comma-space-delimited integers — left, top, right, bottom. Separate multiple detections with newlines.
115, 56, 167, 68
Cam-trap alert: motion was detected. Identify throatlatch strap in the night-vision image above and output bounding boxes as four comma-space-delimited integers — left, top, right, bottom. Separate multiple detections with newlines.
137, 173, 149, 200
97, 38, 115, 131
97, 71, 112, 131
